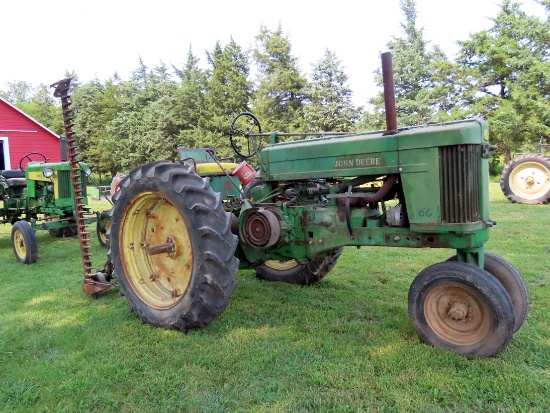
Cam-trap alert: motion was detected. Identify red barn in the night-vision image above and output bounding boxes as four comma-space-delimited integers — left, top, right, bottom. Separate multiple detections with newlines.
0, 97, 61, 171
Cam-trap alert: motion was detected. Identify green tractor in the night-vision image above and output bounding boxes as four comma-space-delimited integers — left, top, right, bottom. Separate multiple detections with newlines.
0, 151, 99, 263
104, 53, 528, 357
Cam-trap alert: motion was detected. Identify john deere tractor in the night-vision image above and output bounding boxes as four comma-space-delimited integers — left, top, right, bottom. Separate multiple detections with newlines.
0, 151, 98, 263
104, 53, 528, 357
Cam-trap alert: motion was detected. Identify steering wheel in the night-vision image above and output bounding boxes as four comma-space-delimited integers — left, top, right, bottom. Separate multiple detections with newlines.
229, 112, 262, 158
19, 152, 48, 170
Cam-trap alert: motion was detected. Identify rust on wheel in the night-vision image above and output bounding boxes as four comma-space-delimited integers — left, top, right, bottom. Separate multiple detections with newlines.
120, 191, 193, 310
423, 283, 490, 347
408, 261, 515, 357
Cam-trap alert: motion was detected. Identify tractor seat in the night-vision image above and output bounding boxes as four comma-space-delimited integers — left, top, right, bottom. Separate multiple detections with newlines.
1, 170, 27, 187
2, 170, 26, 179
6, 178, 27, 187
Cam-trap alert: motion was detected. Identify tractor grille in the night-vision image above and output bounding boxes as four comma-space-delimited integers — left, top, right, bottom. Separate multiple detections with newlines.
439, 145, 481, 223
57, 170, 88, 199
58, 170, 72, 199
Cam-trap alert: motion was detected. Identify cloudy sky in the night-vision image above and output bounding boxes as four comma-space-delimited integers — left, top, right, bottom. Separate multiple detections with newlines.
0, 0, 546, 106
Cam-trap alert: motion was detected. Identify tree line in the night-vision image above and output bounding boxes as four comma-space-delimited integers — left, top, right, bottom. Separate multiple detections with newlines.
1, 0, 548, 177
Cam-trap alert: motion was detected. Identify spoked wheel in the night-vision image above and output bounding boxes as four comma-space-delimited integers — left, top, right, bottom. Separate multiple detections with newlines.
19, 152, 48, 170
229, 112, 262, 158
447, 253, 529, 332
11, 221, 38, 264
500, 153, 550, 204
255, 248, 343, 285
96, 210, 111, 248
109, 161, 239, 332
408, 261, 514, 357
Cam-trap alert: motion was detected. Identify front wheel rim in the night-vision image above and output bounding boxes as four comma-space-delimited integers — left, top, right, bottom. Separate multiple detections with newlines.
509, 161, 550, 200
120, 191, 193, 309
13, 230, 26, 259
424, 283, 490, 346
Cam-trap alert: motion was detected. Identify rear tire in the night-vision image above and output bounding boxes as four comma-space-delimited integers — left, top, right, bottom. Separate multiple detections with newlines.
109, 161, 239, 332
408, 261, 514, 357
11, 221, 38, 264
500, 153, 550, 204
255, 248, 343, 285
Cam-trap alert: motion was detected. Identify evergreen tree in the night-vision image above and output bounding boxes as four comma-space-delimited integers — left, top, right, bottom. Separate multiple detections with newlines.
456, 0, 550, 160
304, 49, 362, 132
359, 0, 456, 130
72, 77, 123, 176
253, 25, 308, 133
198, 38, 253, 157
0, 81, 33, 104
172, 46, 207, 149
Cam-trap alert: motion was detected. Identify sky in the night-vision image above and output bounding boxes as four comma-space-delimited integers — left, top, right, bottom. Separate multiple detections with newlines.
0, 0, 546, 106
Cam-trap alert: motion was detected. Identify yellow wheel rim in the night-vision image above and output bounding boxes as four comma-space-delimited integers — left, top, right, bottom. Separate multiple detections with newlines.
424, 283, 490, 346
99, 218, 110, 245
264, 260, 300, 271
120, 191, 193, 309
13, 229, 27, 259
509, 161, 550, 200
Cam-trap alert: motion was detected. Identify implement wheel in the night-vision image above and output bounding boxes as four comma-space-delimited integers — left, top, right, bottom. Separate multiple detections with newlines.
11, 221, 38, 264
500, 154, 550, 204
255, 248, 343, 285
408, 261, 514, 357
109, 161, 239, 332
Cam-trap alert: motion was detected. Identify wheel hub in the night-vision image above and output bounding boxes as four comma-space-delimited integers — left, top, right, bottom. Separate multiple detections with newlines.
424, 284, 490, 346
447, 300, 469, 321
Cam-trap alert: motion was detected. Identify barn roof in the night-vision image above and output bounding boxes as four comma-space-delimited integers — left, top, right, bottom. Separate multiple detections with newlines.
0, 97, 60, 139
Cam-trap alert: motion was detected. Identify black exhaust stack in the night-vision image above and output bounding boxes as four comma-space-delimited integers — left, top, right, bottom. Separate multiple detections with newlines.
381, 52, 398, 135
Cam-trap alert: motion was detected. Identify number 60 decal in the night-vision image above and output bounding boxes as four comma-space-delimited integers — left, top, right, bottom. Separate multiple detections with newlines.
418, 208, 434, 217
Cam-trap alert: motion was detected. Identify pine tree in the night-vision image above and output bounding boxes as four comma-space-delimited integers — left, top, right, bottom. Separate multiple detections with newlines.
253, 25, 308, 133
304, 49, 362, 132
359, 0, 456, 130
198, 38, 253, 157
456, 0, 550, 160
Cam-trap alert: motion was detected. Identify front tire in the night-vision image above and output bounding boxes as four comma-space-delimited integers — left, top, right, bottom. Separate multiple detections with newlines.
109, 161, 239, 332
447, 253, 529, 332
11, 221, 38, 264
500, 153, 550, 204
408, 261, 514, 357
255, 248, 343, 285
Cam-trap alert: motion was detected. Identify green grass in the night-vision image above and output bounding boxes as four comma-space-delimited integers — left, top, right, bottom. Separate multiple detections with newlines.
1, 184, 548, 412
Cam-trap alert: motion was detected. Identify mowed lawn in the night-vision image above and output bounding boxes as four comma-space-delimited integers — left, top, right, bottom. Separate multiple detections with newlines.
0, 183, 548, 412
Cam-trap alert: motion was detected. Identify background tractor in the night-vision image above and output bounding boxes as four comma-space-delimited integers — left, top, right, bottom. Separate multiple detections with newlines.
0, 143, 107, 264
102, 53, 528, 357
499, 137, 550, 204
